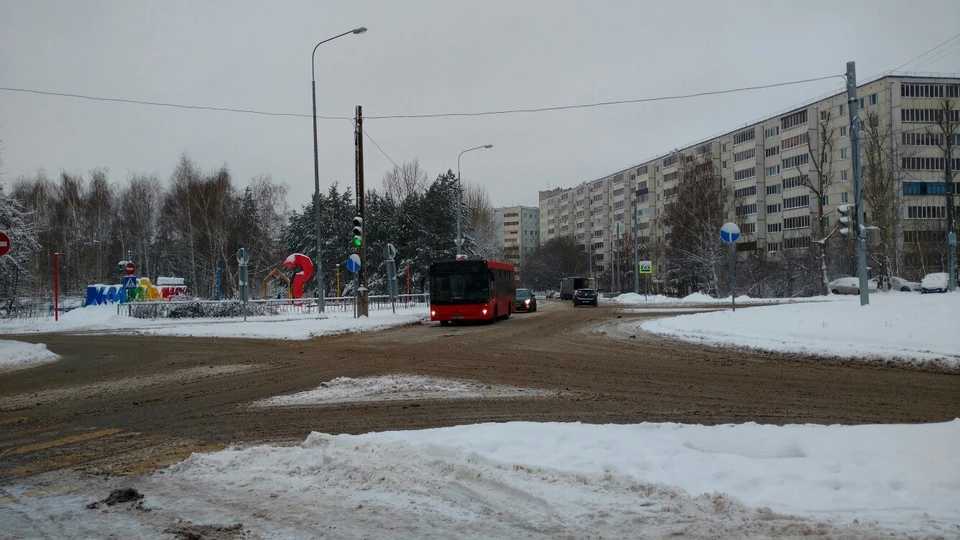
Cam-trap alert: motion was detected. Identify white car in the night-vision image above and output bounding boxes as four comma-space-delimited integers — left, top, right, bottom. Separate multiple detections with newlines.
829, 277, 878, 295
920, 272, 951, 294
887, 276, 921, 292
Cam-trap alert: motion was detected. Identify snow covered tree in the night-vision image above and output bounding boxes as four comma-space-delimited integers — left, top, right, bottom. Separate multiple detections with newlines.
661, 155, 728, 294
0, 185, 41, 303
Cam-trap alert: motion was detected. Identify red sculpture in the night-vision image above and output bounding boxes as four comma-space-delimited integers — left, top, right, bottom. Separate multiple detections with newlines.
283, 253, 314, 299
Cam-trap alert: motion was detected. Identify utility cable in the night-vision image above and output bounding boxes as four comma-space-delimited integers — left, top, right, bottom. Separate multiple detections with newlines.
0, 74, 841, 122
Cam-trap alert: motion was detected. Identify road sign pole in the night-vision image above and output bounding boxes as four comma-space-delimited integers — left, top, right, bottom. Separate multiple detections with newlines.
729, 243, 736, 312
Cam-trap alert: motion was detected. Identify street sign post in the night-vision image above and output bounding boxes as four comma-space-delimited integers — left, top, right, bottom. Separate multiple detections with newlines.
384, 243, 397, 313
122, 276, 138, 290
639, 260, 652, 301
124, 262, 136, 276
237, 247, 249, 321
0, 231, 10, 256
346, 254, 361, 273
720, 222, 741, 312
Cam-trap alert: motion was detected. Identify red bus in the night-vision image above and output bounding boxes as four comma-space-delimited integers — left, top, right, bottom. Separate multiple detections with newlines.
429, 259, 516, 325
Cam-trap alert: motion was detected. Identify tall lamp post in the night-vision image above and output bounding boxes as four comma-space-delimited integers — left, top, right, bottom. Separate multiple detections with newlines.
456, 144, 493, 256
312, 26, 367, 313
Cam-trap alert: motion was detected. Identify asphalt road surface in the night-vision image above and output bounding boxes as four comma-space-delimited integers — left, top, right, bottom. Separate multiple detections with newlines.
1, 300, 957, 482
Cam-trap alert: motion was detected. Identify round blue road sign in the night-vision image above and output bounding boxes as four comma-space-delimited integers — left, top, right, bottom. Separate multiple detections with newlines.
346, 253, 361, 272
720, 222, 741, 244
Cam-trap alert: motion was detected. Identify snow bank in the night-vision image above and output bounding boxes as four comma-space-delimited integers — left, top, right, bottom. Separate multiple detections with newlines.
0, 340, 59, 372
640, 291, 960, 366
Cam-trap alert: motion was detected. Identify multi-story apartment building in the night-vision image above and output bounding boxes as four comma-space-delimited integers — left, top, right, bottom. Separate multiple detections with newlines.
494, 205, 540, 267
539, 73, 959, 290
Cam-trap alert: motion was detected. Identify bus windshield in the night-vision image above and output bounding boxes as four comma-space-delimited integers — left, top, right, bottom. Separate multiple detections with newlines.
429, 271, 490, 303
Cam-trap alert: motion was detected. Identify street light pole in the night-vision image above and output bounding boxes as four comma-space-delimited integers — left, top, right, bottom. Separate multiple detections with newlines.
312, 26, 367, 314
456, 144, 493, 256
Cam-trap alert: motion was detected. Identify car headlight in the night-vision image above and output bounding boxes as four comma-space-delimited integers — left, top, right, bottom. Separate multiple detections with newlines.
524, 299, 530, 305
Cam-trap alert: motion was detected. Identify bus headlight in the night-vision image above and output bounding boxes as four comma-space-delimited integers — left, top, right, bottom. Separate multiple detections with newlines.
431, 310, 436, 317
482, 309, 488, 315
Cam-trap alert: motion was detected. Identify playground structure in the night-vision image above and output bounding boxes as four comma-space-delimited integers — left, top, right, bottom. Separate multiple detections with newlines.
262, 269, 292, 299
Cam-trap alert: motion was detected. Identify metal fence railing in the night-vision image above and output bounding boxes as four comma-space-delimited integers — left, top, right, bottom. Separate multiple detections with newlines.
118, 294, 430, 320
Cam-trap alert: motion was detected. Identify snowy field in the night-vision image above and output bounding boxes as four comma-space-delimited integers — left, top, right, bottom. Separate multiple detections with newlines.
0, 339, 59, 373
633, 291, 960, 368
1, 296, 958, 537
0, 303, 426, 342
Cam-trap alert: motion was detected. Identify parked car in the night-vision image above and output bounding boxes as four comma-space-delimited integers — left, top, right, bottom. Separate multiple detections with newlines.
920, 272, 951, 294
888, 276, 921, 292
515, 288, 537, 312
572, 288, 598, 307
828, 277, 878, 295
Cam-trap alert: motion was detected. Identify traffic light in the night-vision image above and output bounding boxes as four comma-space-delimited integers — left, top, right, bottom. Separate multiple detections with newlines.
837, 204, 852, 236
352, 216, 363, 247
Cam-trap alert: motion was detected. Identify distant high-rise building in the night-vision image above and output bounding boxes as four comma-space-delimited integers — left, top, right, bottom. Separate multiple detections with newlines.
494, 205, 540, 267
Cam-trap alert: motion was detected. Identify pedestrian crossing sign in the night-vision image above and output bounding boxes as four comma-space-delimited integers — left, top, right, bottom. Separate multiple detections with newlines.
639, 261, 652, 274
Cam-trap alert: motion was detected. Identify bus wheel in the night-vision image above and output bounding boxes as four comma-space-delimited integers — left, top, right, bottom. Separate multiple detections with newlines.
439, 320, 449, 326
491, 307, 498, 324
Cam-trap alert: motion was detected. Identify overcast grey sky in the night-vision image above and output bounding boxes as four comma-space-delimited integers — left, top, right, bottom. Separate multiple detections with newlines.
2, 0, 959, 210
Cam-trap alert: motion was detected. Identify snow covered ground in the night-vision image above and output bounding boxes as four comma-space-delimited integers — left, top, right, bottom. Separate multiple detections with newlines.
3, 382, 957, 538
634, 291, 960, 368
2, 295, 958, 537
0, 339, 59, 373
0, 303, 426, 341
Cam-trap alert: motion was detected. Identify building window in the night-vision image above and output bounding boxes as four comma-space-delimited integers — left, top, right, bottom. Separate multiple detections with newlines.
906, 206, 946, 219
842, 192, 849, 203
767, 223, 782, 233
663, 171, 679, 182
784, 236, 811, 249
766, 165, 780, 177
784, 215, 811, 230
742, 222, 757, 234
840, 104, 846, 116
637, 165, 648, 176
722, 160, 728, 169
734, 147, 756, 163
902, 157, 960, 170
782, 174, 808, 190
765, 146, 780, 157
903, 182, 956, 195
783, 194, 811, 210
733, 129, 756, 145
734, 185, 757, 199
735, 203, 757, 216
841, 170, 848, 182
840, 148, 848, 159
662, 154, 678, 167
870, 93, 878, 106
781, 153, 810, 169
901, 108, 960, 123
734, 167, 757, 181
766, 184, 780, 195
781, 132, 809, 150
780, 110, 808, 131
767, 242, 781, 253
765, 126, 780, 138
840, 126, 847, 138
767, 203, 781, 214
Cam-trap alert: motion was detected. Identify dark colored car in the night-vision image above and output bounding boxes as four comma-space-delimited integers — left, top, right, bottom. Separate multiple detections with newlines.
515, 288, 537, 312
572, 288, 598, 307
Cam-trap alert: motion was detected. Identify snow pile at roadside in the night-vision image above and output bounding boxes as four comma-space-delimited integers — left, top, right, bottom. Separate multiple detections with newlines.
254, 374, 556, 406
0, 340, 59, 372
0, 304, 426, 340
640, 291, 960, 366
5, 419, 956, 538
614, 292, 837, 305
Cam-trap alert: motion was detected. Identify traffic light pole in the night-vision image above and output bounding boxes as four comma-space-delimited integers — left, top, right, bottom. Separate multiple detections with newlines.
354, 105, 369, 316
846, 61, 869, 306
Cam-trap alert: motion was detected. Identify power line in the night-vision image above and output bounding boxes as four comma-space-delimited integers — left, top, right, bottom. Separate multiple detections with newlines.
891, 31, 960, 72
1, 74, 841, 122
0, 86, 349, 120
362, 75, 843, 119
914, 41, 960, 71
360, 125, 400, 169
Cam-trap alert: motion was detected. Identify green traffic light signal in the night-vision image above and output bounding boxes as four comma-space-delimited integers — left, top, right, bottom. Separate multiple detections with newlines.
353, 235, 362, 247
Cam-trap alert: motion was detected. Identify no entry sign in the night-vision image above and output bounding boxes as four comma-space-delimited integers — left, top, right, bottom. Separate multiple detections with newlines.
124, 262, 136, 275
0, 232, 10, 256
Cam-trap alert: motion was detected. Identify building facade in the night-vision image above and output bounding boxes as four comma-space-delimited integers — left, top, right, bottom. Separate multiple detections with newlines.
539, 74, 959, 291
494, 205, 540, 267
